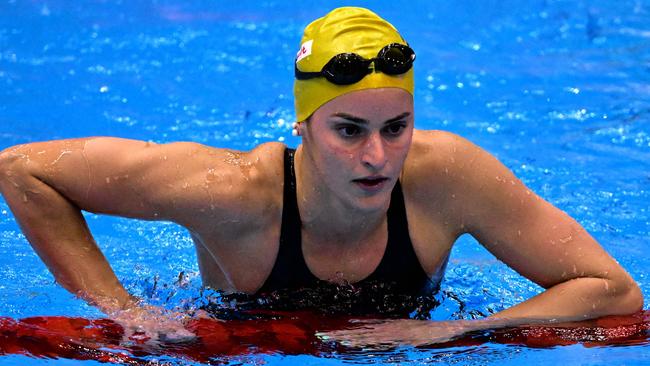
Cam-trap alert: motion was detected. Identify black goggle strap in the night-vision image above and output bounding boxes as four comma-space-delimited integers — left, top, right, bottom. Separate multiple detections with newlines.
294, 65, 323, 80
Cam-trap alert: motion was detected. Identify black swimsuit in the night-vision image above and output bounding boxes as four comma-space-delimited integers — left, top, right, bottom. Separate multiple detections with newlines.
208, 147, 447, 318
257, 148, 441, 295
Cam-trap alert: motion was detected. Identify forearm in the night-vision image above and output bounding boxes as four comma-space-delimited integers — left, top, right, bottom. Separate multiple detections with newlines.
0, 151, 134, 313
320, 277, 643, 348
474, 275, 643, 331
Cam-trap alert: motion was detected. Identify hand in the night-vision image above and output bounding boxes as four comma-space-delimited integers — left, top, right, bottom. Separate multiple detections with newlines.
109, 304, 199, 346
316, 319, 476, 349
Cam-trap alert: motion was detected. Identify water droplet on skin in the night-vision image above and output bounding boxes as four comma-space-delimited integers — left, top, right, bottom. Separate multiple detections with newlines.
559, 235, 573, 244
51, 150, 72, 165
105, 177, 110, 183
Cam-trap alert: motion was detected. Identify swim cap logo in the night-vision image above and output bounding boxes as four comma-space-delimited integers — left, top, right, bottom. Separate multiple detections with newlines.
296, 40, 313, 63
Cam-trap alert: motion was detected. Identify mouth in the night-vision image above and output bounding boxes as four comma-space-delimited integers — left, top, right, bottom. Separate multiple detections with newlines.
352, 176, 390, 191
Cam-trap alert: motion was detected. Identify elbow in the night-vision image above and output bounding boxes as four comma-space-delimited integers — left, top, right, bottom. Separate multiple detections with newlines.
613, 274, 644, 315
0, 146, 9, 169
0, 144, 33, 190
623, 280, 644, 314
0, 148, 11, 188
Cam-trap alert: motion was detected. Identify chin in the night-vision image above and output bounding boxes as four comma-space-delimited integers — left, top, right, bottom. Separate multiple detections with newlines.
348, 189, 393, 213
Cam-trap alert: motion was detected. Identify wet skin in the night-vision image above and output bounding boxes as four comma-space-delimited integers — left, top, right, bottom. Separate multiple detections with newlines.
0, 88, 642, 344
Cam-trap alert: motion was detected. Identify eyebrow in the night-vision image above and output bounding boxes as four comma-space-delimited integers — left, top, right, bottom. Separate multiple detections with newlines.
331, 112, 411, 125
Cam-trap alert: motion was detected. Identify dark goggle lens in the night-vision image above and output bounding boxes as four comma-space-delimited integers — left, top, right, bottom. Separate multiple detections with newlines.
322, 53, 370, 85
377, 44, 415, 75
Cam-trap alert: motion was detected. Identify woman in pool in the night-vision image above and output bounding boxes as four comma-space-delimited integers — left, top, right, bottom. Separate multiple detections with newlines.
0, 7, 642, 345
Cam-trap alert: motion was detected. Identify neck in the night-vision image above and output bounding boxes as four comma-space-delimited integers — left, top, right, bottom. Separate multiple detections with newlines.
293, 145, 389, 244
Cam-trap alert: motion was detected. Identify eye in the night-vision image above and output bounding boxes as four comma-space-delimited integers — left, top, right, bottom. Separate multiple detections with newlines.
336, 124, 362, 138
383, 122, 407, 136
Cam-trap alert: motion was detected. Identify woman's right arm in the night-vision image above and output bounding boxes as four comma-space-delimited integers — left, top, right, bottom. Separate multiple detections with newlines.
0, 137, 242, 314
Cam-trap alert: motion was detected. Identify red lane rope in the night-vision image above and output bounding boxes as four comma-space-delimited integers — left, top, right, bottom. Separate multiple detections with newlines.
1, 311, 648, 363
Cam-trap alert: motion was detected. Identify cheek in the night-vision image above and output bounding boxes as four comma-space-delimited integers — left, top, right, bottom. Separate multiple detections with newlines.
391, 130, 414, 157
310, 131, 354, 161
319, 141, 356, 171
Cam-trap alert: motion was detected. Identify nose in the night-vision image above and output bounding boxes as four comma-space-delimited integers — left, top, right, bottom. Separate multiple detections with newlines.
361, 132, 387, 171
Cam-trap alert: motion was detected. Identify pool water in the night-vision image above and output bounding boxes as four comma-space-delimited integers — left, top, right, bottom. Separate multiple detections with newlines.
0, 0, 649, 364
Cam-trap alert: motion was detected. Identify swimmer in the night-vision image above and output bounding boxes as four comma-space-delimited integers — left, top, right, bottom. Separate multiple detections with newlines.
0, 7, 642, 346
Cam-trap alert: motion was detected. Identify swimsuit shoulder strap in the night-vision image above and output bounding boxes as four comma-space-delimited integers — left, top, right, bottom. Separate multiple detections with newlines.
257, 147, 318, 293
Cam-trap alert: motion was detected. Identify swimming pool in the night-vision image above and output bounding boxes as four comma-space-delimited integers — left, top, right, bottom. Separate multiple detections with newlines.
0, 0, 649, 364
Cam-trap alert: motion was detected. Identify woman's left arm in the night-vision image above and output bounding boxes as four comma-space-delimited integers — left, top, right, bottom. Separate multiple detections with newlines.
319, 132, 642, 347
453, 133, 643, 323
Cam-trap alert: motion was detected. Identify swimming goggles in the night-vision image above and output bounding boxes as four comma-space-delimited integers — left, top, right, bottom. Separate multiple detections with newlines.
294, 43, 416, 85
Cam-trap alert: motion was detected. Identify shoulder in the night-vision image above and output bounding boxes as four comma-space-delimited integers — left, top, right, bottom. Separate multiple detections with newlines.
171, 142, 288, 230
402, 129, 479, 190
233, 142, 287, 209
109, 140, 288, 232
401, 130, 502, 230
405, 129, 465, 162
402, 129, 537, 232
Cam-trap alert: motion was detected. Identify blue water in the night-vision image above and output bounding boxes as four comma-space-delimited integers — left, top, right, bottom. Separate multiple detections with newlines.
0, 0, 649, 364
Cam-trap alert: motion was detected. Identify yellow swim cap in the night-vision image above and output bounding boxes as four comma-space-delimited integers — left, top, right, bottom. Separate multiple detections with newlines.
293, 7, 415, 122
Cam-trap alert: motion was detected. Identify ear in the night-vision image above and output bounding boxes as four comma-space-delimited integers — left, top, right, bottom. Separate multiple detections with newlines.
292, 121, 304, 137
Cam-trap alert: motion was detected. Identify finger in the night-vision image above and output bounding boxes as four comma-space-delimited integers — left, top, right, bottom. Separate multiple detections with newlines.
158, 329, 196, 343
315, 330, 379, 344
348, 318, 386, 325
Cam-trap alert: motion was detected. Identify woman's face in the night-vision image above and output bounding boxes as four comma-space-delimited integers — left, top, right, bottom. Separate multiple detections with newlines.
301, 88, 414, 212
